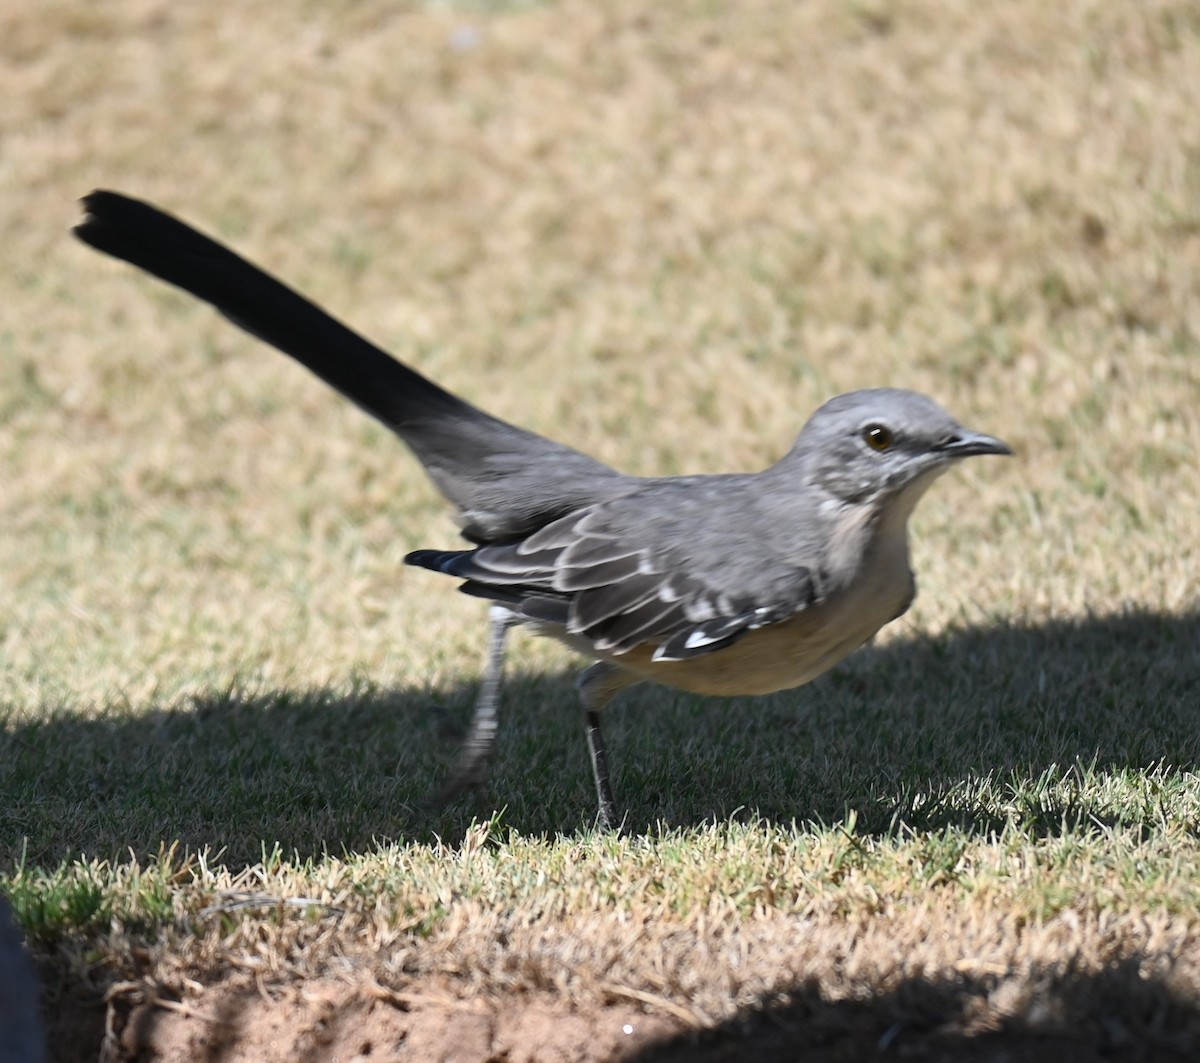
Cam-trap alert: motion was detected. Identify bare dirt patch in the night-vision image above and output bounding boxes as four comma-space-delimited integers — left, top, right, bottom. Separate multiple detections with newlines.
83, 973, 1194, 1063
102, 979, 678, 1063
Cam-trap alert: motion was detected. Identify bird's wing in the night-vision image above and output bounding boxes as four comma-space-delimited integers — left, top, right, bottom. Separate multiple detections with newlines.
406, 477, 825, 660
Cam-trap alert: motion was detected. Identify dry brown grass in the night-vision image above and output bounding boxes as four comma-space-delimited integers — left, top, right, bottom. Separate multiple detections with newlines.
3, 0, 1200, 1059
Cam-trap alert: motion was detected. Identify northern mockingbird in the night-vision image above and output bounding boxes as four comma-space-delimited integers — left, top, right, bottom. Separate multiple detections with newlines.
74, 190, 1011, 829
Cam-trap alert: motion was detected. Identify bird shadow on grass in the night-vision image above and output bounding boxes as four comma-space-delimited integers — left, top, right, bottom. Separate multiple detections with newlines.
1, 607, 1198, 868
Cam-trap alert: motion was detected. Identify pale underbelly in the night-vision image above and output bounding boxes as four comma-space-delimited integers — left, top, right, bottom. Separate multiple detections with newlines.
608, 607, 892, 696
535, 580, 913, 698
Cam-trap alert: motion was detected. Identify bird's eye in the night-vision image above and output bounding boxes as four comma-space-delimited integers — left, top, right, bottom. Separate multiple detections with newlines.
863, 424, 894, 452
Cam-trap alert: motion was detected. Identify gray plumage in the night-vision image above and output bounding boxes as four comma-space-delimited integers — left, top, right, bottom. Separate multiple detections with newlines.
411, 389, 1000, 667
74, 191, 1011, 828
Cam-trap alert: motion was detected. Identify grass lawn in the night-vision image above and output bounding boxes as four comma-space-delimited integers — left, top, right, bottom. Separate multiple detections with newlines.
3, 0, 1200, 1058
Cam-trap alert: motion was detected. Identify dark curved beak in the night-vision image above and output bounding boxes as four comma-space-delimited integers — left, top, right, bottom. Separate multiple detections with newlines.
938, 430, 1013, 458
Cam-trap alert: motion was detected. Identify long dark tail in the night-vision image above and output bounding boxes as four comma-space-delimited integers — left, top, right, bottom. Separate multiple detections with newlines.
74, 190, 467, 427
73, 191, 630, 542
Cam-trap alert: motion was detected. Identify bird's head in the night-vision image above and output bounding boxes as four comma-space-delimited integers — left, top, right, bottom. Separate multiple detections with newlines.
789, 388, 1011, 515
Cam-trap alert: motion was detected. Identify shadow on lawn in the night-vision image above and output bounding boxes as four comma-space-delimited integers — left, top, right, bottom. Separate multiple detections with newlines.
2, 607, 1199, 866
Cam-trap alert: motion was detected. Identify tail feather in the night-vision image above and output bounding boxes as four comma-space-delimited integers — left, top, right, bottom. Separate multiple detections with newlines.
74, 190, 464, 427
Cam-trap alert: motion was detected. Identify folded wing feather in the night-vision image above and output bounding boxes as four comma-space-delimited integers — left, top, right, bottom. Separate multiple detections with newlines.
406, 482, 822, 661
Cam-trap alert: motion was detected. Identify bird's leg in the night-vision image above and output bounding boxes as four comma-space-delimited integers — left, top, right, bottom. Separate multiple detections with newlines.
577, 662, 639, 831
428, 605, 516, 806
585, 709, 616, 830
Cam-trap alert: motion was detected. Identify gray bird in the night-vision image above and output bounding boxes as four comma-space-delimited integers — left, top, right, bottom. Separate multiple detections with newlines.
74, 191, 1011, 828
